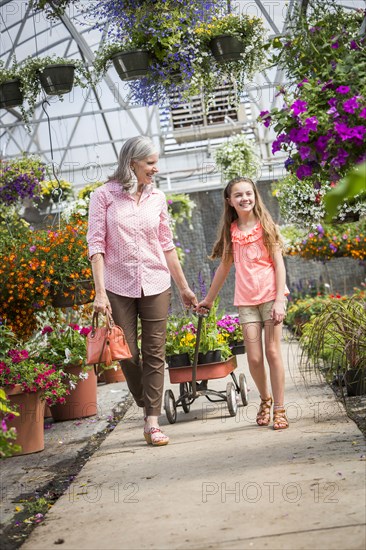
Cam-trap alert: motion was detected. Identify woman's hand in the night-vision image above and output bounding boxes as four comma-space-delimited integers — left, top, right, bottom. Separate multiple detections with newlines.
93, 291, 112, 315
271, 300, 286, 325
180, 287, 198, 309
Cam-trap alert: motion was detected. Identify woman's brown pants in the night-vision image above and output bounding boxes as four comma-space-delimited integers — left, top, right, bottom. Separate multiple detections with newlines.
106, 288, 171, 416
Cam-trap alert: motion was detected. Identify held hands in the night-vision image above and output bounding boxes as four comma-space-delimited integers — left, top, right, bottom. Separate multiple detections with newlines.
194, 299, 213, 316
271, 300, 286, 325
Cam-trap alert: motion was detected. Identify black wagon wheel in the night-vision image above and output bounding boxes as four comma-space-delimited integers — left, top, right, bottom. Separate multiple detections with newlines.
226, 381, 238, 417
239, 373, 249, 407
164, 389, 177, 424
179, 382, 190, 413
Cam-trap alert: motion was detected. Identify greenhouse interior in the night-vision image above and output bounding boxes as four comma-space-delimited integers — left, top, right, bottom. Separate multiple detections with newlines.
0, 1, 365, 548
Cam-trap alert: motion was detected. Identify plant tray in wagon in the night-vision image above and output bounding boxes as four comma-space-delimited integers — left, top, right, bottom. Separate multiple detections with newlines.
168, 356, 237, 384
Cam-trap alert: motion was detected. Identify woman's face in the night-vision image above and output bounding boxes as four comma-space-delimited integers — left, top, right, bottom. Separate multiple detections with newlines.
131, 153, 159, 185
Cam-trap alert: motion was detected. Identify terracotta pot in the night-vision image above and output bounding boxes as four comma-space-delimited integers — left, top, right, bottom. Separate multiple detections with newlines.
51, 365, 98, 422
44, 403, 52, 418
100, 366, 126, 384
5, 386, 45, 455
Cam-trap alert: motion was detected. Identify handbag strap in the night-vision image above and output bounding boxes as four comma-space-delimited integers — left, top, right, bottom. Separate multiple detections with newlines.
92, 311, 116, 334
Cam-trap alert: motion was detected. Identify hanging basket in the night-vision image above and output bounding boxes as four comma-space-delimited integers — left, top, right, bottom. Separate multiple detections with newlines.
38, 64, 75, 95
0, 79, 23, 108
209, 35, 245, 63
51, 279, 95, 308
111, 50, 151, 81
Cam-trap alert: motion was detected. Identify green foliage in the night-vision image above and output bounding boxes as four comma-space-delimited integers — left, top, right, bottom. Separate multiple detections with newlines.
300, 293, 366, 381
324, 162, 366, 221
0, 388, 21, 459
273, 174, 366, 227
214, 134, 261, 181
285, 295, 333, 335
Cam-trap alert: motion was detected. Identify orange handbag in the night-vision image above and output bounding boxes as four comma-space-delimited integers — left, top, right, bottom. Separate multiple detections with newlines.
86, 312, 132, 367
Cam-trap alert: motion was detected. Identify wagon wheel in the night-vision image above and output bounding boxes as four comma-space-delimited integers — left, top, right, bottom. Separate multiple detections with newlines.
239, 373, 249, 407
164, 389, 177, 424
179, 382, 190, 413
226, 382, 238, 417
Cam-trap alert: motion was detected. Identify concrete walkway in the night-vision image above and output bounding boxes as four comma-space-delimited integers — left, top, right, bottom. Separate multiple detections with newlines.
22, 335, 366, 550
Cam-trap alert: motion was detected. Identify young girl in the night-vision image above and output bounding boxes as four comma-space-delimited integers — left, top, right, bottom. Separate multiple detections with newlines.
196, 177, 289, 430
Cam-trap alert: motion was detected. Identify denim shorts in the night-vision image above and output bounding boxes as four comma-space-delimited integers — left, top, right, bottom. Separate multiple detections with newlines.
238, 298, 288, 324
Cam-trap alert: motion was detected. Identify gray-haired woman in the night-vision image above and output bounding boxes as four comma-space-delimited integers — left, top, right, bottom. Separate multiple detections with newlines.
87, 136, 197, 446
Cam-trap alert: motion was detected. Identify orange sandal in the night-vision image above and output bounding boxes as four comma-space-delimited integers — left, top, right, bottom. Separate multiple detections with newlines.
273, 408, 289, 430
256, 396, 273, 426
144, 427, 169, 446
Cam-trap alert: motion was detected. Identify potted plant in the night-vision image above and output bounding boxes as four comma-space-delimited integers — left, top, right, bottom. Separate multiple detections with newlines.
0, 388, 21, 458
0, 212, 94, 339
195, 13, 267, 65
35, 179, 74, 210
165, 314, 196, 368
217, 314, 245, 355
214, 134, 261, 182
94, 41, 152, 82
259, 1, 366, 185
17, 55, 92, 127
0, 154, 46, 206
0, 60, 23, 109
28, 313, 98, 421
0, 324, 71, 454
300, 293, 366, 397
90, 0, 220, 106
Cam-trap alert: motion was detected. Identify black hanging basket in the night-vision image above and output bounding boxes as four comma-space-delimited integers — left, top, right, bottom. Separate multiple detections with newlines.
0, 79, 23, 108
209, 35, 245, 63
111, 50, 151, 81
38, 64, 75, 96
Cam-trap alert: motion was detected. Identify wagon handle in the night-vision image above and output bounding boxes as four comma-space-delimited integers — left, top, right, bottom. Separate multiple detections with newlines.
192, 314, 204, 398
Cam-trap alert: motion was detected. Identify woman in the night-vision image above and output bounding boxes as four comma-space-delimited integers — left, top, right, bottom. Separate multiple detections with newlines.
87, 136, 197, 446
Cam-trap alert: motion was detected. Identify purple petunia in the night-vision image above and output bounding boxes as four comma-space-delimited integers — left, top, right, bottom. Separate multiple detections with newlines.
288, 127, 310, 143
296, 164, 313, 180
334, 122, 354, 140
359, 108, 366, 119
336, 86, 350, 95
259, 110, 272, 127
291, 99, 308, 116
330, 148, 349, 168
343, 96, 360, 114
304, 116, 319, 132
298, 146, 312, 160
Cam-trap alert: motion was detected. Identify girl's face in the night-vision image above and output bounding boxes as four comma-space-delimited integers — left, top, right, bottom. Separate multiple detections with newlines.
131, 153, 159, 184
227, 181, 256, 214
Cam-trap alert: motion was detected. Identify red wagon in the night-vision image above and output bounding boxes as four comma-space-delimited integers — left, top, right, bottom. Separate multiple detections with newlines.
164, 314, 249, 423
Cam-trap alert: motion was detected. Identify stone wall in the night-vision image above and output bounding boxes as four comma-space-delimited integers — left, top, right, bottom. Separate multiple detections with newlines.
170, 182, 365, 312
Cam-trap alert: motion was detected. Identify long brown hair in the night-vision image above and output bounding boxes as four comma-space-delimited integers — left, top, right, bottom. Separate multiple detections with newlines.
211, 177, 283, 260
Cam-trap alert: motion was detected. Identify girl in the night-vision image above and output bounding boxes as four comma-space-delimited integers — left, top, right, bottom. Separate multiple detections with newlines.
196, 177, 289, 430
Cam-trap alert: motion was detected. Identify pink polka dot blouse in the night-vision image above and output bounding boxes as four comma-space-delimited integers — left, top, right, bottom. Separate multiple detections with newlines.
87, 181, 175, 297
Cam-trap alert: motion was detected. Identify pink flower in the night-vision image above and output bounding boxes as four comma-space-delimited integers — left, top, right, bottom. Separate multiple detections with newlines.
41, 326, 53, 335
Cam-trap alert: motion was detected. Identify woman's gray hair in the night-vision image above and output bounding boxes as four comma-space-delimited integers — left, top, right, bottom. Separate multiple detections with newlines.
108, 136, 157, 192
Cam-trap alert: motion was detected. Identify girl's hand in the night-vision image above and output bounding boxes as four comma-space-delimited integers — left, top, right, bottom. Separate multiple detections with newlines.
93, 291, 112, 315
194, 299, 213, 315
271, 300, 286, 325
180, 287, 198, 309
